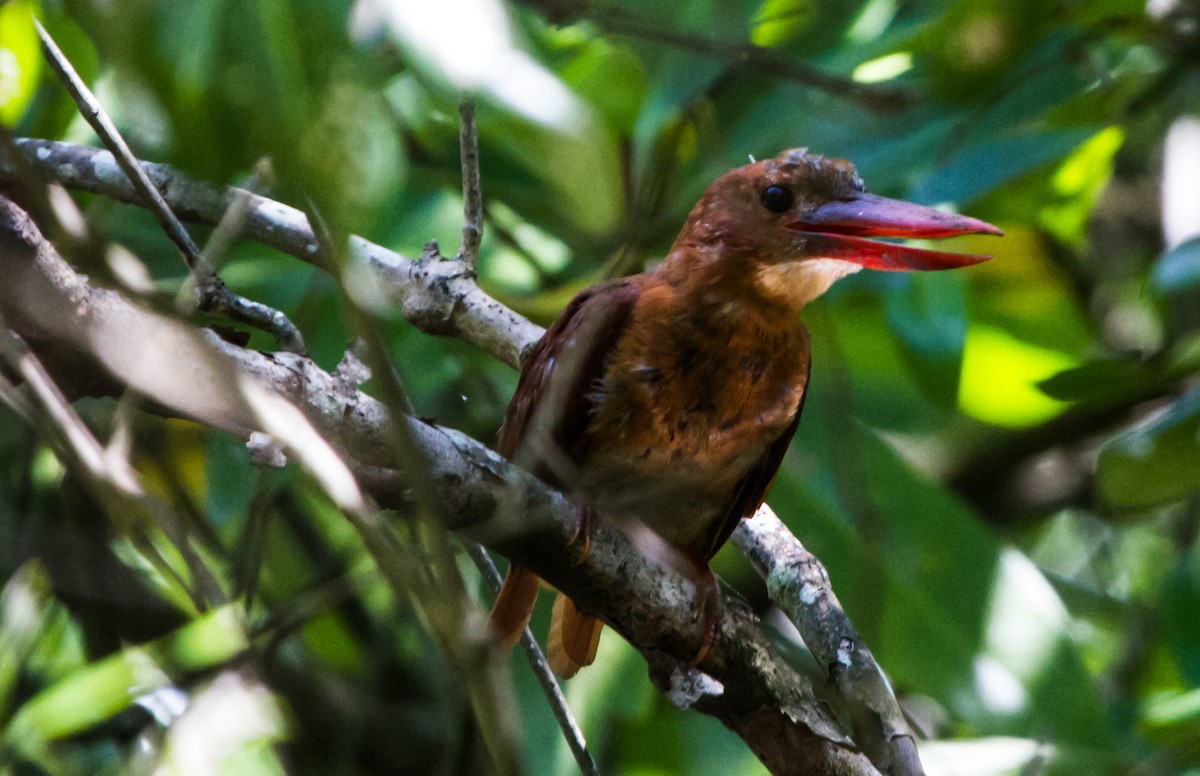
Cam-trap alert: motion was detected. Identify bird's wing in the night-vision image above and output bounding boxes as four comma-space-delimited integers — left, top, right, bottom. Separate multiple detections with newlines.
489, 277, 642, 656
692, 356, 811, 562
498, 276, 644, 483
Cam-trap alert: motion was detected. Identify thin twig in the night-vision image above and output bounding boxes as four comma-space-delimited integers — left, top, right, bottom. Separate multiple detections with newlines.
0, 323, 220, 615
0, 328, 139, 496
35, 21, 202, 273
467, 543, 600, 776
33, 21, 307, 355
458, 100, 484, 268
200, 158, 275, 273
308, 205, 520, 776
452, 112, 594, 773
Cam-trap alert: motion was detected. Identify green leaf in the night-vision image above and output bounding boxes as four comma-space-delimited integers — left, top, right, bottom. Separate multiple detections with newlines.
6, 605, 249, 747
803, 288, 950, 435
775, 424, 1116, 742
1159, 555, 1200, 687
0, 563, 52, 721
1167, 331, 1200, 376
1142, 689, 1200, 732
559, 39, 648, 135
911, 130, 1093, 206
1038, 126, 1124, 246
884, 270, 968, 406
1036, 358, 1151, 403
751, 0, 821, 47
773, 424, 995, 704
110, 532, 203, 618
959, 324, 1074, 428
0, 0, 41, 126
1096, 388, 1200, 509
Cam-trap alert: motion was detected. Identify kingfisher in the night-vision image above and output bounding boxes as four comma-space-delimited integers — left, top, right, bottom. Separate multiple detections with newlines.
488, 148, 1001, 677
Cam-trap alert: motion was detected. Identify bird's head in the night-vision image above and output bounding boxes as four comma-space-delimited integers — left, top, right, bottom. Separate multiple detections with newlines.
662, 148, 1002, 310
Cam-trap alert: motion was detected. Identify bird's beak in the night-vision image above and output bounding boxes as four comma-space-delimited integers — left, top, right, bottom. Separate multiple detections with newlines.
786, 192, 1003, 270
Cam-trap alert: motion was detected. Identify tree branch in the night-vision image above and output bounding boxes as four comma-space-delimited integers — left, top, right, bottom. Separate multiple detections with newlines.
0, 192, 883, 775
0, 139, 541, 367
33, 21, 307, 355
735, 510, 921, 776
0, 139, 921, 772
0, 143, 922, 774
457, 100, 484, 268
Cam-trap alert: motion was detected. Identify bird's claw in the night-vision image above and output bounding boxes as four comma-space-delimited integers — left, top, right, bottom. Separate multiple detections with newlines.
688, 562, 722, 667
568, 506, 596, 567
689, 617, 719, 667
569, 533, 591, 567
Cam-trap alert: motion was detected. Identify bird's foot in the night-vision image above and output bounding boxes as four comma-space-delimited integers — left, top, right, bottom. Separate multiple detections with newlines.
567, 506, 597, 567
688, 563, 722, 667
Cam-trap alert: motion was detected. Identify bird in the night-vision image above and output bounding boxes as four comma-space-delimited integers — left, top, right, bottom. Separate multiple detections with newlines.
487, 148, 1001, 678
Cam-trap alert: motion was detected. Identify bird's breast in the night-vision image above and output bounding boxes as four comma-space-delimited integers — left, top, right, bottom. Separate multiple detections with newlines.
574, 305, 809, 549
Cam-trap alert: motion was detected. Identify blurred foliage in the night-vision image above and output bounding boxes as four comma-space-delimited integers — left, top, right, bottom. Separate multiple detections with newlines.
2, 0, 1200, 774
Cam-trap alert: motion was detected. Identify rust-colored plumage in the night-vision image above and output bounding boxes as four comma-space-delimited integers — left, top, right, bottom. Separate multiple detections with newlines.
489, 148, 1001, 677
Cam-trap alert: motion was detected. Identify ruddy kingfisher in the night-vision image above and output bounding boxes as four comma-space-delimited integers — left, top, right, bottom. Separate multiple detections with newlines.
488, 148, 1001, 677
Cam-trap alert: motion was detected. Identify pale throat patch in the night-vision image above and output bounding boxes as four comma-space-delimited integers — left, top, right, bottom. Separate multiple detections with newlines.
755, 258, 864, 308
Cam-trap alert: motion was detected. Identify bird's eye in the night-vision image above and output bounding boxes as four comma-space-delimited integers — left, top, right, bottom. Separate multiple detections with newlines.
760, 185, 794, 213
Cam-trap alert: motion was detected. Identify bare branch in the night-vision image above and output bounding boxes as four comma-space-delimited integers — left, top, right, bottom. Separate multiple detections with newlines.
34, 22, 307, 355
0, 142, 916, 772
458, 100, 484, 268
0, 139, 541, 367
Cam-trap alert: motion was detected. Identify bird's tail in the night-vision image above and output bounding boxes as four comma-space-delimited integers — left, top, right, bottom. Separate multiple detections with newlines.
487, 562, 540, 648
548, 592, 603, 679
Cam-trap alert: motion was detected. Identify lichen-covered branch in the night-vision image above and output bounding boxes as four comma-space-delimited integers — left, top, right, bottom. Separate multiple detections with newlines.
0, 139, 541, 368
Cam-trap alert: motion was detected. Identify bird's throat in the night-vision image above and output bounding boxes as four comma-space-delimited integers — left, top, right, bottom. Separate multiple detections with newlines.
754, 258, 863, 310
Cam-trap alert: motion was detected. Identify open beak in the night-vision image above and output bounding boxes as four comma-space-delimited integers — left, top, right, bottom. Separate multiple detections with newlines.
787, 192, 1003, 271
